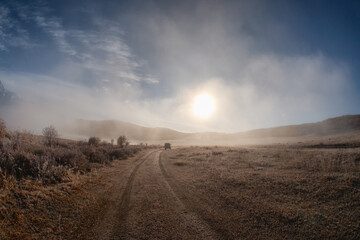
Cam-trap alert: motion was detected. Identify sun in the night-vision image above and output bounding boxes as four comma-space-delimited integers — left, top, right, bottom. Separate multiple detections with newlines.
192, 93, 216, 118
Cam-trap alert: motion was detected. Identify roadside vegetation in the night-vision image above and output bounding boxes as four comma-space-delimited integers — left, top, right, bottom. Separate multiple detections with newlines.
0, 118, 146, 239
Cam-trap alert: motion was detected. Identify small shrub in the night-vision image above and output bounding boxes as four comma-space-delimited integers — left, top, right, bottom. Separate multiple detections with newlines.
57, 141, 71, 149
109, 149, 127, 160
12, 151, 40, 179
10, 130, 35, 150
88, 136, 101, 146
54, 149, 90, 173
0, 118, 6, 138
0, 150, 15, 175
81, 147, 109, 164
89, 150, 108, 164
0, 127, 140, 186
42, 165, 70, 184
117, 135, 128, 148
32, 148, 45, 156
73, 157, 91, 173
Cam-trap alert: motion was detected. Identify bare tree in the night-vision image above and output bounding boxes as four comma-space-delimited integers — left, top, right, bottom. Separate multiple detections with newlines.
111, 139, 114, 145
42, 125, 59, 147
117, 135, 128, 148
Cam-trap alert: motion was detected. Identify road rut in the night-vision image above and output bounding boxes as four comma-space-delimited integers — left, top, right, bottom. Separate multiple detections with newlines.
94, 150, 155, 240
124, 151, 218, 240
92, 150, 219, 240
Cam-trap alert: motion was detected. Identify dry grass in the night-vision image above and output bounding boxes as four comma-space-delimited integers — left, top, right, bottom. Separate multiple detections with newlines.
0, 120, 145, 239
161, 142, 360, 239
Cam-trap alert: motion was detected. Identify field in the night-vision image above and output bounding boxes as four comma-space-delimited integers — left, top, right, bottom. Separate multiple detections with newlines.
1, 129, 360, 239
160, 144, 360, 239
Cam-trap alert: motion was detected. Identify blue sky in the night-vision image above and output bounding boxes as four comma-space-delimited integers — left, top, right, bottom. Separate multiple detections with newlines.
0, 0, 359, 133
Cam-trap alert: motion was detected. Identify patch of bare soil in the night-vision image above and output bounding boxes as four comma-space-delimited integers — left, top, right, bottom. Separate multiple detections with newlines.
161, 145, 360, 240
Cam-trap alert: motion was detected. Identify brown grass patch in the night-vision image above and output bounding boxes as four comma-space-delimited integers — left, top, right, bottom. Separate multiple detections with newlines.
161, 144, 360, 239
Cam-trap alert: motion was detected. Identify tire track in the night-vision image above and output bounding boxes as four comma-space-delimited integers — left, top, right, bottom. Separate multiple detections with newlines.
96, 150, 156, 240
158, 152, 222, 240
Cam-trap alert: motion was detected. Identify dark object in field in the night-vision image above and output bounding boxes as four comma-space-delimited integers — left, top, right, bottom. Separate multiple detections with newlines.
306, 143, 360, 149
164, 143, 171, 150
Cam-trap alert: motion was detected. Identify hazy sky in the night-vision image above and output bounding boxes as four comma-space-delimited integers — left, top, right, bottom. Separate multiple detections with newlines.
0, 0, 359, 133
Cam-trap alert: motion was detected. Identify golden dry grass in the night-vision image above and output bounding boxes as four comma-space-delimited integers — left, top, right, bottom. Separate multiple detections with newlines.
161, 143, 360, 239
0, 121, 145, 239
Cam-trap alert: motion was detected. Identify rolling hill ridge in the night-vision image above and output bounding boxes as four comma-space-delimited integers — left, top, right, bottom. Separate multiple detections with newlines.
67, 115, 360, 144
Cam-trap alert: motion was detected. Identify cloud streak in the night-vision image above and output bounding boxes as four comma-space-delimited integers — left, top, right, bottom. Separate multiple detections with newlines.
0, 4, 33, 51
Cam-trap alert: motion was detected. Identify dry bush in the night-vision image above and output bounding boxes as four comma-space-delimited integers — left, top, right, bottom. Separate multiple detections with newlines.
9, 130, 35, 150
117, 135, 128, 148
12, 151, 40, 178
88, 150, 108, 164
0, 121, 146, 238
109, 149, 127, 160
0, 118, 6, 138
88, 136, 101, 146
80, 146, 109, 164
108, 147, 140, 160
0, 149, 69, 184
0, 150, 15, 175
0, 150, 39, 179
53, 149, 91, 173
41, 165, 70, 184
0, 123, 144, 186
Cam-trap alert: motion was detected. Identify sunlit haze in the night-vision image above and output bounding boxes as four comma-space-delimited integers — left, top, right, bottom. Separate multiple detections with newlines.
0, 0, 359, 134
193, 94, 216, 119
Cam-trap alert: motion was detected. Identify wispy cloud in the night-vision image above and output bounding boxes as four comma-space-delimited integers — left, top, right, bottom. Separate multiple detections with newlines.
30, 6, 157, 86
2, 1, 158, 86
0, 5, 32, 51
34, 15, 77, 56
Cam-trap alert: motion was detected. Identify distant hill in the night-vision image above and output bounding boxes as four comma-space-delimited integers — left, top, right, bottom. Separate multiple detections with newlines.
237, 115, 360, 138
70, 119, 188, 141
67, 115, 360, 144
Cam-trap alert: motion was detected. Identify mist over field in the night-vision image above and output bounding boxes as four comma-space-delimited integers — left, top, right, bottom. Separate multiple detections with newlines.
1, 0, 359, 135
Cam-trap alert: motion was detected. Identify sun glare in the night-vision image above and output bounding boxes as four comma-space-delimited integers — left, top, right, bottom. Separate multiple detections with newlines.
193, 94, 216, 118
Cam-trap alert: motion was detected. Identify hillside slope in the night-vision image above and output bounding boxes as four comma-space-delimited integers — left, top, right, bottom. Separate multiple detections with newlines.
67, 115, 360, 143
238, 114, 360, 138
70, 119, 188, 141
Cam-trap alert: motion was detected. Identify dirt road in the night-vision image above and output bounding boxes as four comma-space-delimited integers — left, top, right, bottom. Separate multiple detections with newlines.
86, 145, 360, 239
91, 150, 219, 240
